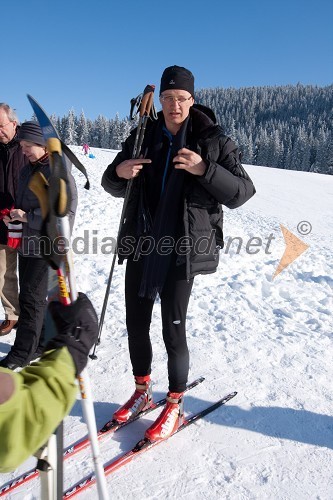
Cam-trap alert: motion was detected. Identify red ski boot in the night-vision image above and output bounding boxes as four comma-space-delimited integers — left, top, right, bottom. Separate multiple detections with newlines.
145, 391, 184, 442
113, 375, 153, 424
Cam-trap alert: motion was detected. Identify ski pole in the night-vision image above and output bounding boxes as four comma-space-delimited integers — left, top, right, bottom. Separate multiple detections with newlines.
54, 202, 109, 500
90, 84, 156, 359
27, 94, 110, 500
49, 138, 109, 500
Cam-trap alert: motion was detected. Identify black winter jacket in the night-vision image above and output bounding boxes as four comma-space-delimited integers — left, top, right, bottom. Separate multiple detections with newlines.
0, 132, 26, 244
101, 106, 256, 279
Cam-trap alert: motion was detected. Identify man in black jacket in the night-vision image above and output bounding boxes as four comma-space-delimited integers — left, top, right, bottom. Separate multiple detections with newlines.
0, 104, 23, 336
102, 65, 256, 443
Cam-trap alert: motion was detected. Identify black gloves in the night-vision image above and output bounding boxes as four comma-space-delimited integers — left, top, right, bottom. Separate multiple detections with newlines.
46, 292, 98, 376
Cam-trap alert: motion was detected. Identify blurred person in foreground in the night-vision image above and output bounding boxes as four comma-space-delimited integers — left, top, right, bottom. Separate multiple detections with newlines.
0, 292, 98, 473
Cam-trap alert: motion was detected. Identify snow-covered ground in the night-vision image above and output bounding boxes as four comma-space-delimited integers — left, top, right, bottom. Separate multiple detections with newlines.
1, 146, 332, 499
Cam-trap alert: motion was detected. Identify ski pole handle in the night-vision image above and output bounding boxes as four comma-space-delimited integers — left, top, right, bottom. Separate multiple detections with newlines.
132, 85, 155, 159
139, 84, 155, 117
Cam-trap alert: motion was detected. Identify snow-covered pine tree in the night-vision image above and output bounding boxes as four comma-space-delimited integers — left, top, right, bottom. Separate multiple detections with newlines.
77, 110, 89, 145
62, 108, 77, 145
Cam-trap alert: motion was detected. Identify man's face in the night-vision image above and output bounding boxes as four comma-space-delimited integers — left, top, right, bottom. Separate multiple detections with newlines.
0, 109, 17, 144
160, 90, 194, 134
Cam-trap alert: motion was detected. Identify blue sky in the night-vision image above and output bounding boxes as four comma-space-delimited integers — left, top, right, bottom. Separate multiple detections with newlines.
2, 0, 332, 122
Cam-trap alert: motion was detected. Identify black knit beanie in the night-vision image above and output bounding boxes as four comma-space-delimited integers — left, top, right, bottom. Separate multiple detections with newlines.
17, 121, 45, 146
160, 65, 195, 96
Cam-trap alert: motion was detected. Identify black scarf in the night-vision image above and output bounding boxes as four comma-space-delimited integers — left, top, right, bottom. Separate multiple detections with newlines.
138, 118, 189, 299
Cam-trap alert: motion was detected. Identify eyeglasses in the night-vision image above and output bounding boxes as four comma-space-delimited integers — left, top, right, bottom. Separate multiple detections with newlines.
160, 95, 192, 104
0, 122, 13, 130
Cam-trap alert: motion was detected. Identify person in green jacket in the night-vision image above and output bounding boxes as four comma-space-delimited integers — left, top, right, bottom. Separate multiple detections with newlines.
0, 292, 98, 473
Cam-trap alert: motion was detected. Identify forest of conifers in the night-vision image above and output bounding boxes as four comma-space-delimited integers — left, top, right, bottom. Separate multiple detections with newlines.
51, 84, 332, 174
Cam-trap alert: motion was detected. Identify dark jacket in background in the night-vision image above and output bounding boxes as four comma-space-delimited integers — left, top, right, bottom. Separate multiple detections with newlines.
16, 155, 78, 257
6, 155, 78, 365
0, 132, 26, 244
102, 106, 256, 280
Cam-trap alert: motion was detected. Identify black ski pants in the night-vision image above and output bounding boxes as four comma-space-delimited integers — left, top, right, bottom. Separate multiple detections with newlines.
125, 258, 194, 393
9, 255, 48, 365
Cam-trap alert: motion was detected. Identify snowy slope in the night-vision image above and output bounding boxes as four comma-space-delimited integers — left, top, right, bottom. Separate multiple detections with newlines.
0, 147, 332, 500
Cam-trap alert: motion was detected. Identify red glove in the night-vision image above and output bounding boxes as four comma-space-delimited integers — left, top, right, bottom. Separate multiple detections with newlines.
0, 207, 23, 249
0, 207, 11, 220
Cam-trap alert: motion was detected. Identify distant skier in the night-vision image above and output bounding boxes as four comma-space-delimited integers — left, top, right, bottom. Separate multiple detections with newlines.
82, 143, 90, 155
102, 65, 256, 443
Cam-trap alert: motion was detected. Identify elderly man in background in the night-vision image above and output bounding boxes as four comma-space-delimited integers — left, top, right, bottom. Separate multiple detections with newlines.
0, 103, 24, 335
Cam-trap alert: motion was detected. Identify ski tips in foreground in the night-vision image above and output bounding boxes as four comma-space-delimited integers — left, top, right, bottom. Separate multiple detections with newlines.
63, 391, 237, 498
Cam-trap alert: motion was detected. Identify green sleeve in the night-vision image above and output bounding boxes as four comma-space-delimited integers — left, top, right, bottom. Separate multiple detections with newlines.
0, 347, 77, 472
